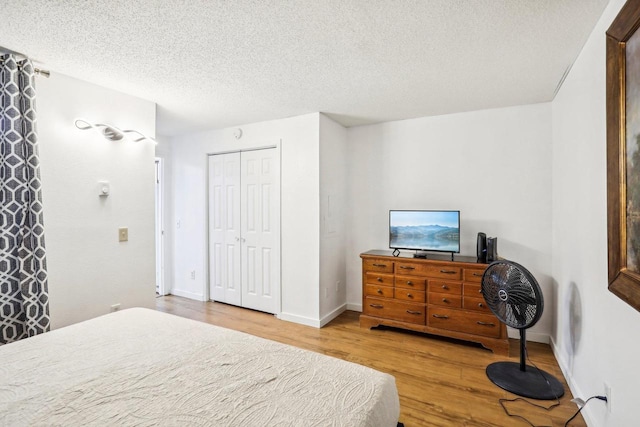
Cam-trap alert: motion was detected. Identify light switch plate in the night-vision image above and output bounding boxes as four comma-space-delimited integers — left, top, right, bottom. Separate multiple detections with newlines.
99, 181, 110, 197
119, 227, 128, 242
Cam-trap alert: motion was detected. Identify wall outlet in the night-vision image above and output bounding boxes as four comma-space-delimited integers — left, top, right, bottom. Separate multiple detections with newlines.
110, 303, 121, 312
335, 281, 341, 292
190, 270, 196, 280
324, 287, 329, 298
604, 382, 612, 413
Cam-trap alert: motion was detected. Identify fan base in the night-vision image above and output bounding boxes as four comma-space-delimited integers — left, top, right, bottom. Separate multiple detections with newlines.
486, 362, 565, 400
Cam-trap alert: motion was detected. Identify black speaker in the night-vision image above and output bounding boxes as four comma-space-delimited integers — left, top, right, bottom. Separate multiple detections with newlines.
477, 232, 487, 262
487, 237, 498, 262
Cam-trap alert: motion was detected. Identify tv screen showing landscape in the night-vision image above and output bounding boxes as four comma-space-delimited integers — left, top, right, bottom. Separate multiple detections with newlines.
389, 210, 460, 253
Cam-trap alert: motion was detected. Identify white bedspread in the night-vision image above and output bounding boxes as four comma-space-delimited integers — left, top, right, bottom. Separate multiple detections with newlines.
0, 308, 399, 426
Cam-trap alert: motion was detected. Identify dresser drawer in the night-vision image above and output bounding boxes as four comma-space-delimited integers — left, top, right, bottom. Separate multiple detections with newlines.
463, 283, 483, 297
396, 262, 462, 280
463, 296, 492, 313
428, 307, 501, 338
363, 297, 425, 325
365, 272, 394, 286
463, 268, 486, 283
395, 288, 426, 303
363, 259, 394, 273
430, 280, 462, 295
426, 266, 462, 280
428, 292, 462, 308
364, 284, 394, 298
395, 275, 427, 291
395, 262, 422, 275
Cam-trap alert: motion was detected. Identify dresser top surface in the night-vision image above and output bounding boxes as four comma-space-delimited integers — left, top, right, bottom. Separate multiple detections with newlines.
361, 249, 486, 266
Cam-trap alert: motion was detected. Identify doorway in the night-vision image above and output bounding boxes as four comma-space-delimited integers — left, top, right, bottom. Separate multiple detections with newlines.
155, 157, 166, 296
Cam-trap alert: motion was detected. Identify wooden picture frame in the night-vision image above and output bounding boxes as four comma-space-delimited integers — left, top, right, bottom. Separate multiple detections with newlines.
607, 0, 640, 312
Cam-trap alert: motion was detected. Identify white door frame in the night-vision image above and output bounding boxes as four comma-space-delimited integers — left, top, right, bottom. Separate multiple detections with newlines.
155, 157, 167, 296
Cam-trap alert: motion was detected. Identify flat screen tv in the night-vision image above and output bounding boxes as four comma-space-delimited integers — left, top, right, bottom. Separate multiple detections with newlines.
389, 210, 460, 254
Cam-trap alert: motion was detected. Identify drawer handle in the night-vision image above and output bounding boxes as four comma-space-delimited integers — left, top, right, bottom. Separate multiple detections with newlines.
478, 302, 484, 308
369, 304, 383, 309
441, 285, 449, 290
372, 263, 387, 267
473, 272, 483, 277
406, 310, 422, 315
476, 321, 495, 327
377, 288, 383, 294
432, 314, 449, 319
377, 277, 383, 282
406, 281, 413, 286
440, 269, 457, 274
442, 298, 449, 303
478, 289, 482, 293
400, 266, 415, 270
407, 293, 413, 298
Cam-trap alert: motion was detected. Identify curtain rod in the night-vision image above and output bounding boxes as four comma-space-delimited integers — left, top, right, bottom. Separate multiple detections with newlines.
0, 55, 51, 78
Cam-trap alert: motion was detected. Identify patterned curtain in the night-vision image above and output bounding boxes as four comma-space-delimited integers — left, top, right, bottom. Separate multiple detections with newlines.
0, 54, 50, 345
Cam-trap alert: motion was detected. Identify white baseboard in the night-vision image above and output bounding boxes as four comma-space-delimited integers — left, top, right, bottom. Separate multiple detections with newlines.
278, 305, 350, 328
170, 288, 206, 302
320, 304, 346, 327
278, 312, 321, 328
507, 328, 549, 344
549, 337, 597, 427
346, 303, 362, 312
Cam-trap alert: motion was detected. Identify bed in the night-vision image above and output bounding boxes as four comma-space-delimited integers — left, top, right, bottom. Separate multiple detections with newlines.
0, 308, 400, 426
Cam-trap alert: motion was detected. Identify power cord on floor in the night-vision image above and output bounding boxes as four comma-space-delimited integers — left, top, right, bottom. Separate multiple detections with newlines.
499, 396, 560, 427
497, 343, 605, 426
499, 394, 608, 427
497, 344, 562, 426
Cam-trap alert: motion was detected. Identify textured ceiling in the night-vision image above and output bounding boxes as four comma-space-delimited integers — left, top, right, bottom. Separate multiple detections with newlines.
1, 0, 608, 136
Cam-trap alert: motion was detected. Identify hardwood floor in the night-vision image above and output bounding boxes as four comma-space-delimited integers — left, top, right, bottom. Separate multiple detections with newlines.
155, 296, 585, 426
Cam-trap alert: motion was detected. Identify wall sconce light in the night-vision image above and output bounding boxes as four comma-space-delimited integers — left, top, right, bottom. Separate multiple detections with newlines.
74, 119, 156, 144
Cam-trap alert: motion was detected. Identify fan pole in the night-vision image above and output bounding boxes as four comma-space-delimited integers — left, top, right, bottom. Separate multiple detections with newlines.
520, 329, 526, 372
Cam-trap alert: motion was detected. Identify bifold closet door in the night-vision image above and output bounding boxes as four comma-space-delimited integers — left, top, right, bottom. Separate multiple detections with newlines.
240, 149, 280, 314
208, 152, 242, 306
208, 148, 280, 314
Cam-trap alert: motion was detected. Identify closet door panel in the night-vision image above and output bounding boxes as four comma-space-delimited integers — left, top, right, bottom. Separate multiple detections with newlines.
224, 155, 241, 304
241, 148, 280, 313
208, 153, 241, 305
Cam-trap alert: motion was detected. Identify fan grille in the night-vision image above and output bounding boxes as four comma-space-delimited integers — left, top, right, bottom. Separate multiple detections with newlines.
481, 261, 543, 329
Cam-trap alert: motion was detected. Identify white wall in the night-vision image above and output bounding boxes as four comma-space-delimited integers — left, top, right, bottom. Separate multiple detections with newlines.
345, 104, 553, 341
551, 0, 639, 424
319, 114, 348, 324
167, 113, 322, 325
37, 72, 156, 329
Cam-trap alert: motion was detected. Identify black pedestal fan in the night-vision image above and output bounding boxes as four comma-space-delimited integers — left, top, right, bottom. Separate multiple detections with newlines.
481, 260, 564, 400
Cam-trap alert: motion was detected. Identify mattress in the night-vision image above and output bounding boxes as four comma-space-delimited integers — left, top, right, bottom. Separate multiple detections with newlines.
0, 308, 399, 426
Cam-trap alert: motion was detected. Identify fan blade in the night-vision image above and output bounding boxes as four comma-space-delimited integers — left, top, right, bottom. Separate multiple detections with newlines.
481, 260, 543, 329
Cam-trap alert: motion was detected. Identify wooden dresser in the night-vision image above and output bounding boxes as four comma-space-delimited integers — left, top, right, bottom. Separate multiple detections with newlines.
360, 250, 508, 355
